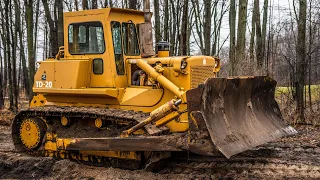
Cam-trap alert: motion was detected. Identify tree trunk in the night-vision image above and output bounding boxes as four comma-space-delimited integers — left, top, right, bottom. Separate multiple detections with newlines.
296, 0, 307, 122
82, 0, 88, 10
262, 0, 268, 66
25, 0, 35, 101
0, 25, 8, 99
229, 0, 236, 75
92, 0, 97, 9
211, 0, 226, 56
42, 0, 58, 57
154, 0, 161, 43
164, 0, 169, 41
308, 0, 313, 112
179, 0, 188, 55
15, 0, 30, 98
33, 0, 40, 62
75, 0, 79, 10
5, 0, 14, 111
235, 0, 248, 75
129, 0, 137, 9
57, 0, 64, 48
169, 0, 176, 55
249, 2, 256, 66
174, 0, 180, 56
0, 43, 4, 109
11, 0, 19, 110
254, 0, 264, 72
44, 22, 48, 58
203, 0, 211, 55
192, 0, 204, 54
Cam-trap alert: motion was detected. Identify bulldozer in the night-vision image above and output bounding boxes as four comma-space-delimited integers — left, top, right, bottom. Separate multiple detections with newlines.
11, 3, 297, 170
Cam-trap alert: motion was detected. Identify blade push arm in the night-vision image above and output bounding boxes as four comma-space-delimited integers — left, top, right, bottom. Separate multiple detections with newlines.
131, 58, 187, 102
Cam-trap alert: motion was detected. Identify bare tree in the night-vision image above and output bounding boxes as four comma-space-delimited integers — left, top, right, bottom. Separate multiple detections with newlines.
296, 0, 307, 121
229, 0, 236, 75
42, 0, 64, 57
129, 0, 137, 9
25, 0, 35, 101
235, 0, 248, 75
0, 43, 4, 109
203, 0, 211, 55
15, 0, 30, 98
164, 0, 169, 41
254, 0, 263, 72
82, 0, 88, 9
179, 0, 188, 55
154, 0, 161, 43
249, 2, 256, 65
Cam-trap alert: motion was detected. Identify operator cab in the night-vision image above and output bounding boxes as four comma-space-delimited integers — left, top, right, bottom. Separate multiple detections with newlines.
64, 8, 146, 88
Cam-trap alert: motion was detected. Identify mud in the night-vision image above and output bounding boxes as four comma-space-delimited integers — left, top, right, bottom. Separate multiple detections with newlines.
1, 115, 320, 179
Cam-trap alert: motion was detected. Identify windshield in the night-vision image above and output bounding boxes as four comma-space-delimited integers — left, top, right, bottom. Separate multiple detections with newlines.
68, 22, 105, 54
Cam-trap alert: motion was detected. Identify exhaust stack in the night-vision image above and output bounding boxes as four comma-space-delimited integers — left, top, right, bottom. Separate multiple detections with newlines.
138, 0, 155, 57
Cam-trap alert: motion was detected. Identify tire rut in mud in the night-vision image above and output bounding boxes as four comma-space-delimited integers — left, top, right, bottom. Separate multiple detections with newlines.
0, 152, 56, 179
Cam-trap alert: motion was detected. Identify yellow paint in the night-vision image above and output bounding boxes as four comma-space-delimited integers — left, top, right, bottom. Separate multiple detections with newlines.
95, 118, 103, 128
44, 141, 57, 151
33, 88, 122, 99
61, 117, 69, 126
120, 87, 163, 106
55, 60, 90, 88
43, 136, 140, 160
29, 7, 222, 161
155, 111, 181, 127
132, 129, 146, 135
30, 94, 47, 108
19, 119, 41, 149
59, 151, 66, 159
46, 132, 53, 141
158, 51, 169, 57
80, 150, 140, 160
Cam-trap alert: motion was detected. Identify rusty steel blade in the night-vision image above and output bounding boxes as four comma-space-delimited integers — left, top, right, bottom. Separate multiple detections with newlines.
187, 76, 297, 158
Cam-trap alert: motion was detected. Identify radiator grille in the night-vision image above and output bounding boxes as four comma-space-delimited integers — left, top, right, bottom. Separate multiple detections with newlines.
190, 66, 215, 89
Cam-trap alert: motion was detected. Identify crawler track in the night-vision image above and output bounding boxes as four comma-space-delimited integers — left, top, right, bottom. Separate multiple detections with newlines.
12, 106, 150, 149
10, 106, 175, 170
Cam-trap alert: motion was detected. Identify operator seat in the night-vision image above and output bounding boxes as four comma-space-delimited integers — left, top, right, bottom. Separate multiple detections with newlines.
132, 70, 146, 86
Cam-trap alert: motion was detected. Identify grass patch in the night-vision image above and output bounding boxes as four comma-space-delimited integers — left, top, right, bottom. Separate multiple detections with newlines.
276, 85, 320, 102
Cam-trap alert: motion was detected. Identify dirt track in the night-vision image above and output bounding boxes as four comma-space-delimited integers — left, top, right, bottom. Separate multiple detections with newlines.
0, 123, 320, 179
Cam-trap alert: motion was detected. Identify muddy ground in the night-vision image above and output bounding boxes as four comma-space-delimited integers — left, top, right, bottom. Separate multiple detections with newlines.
1, 111, 320, 179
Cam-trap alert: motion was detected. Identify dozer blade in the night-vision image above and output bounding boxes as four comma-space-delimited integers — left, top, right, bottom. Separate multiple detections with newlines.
186, 76, 297, 158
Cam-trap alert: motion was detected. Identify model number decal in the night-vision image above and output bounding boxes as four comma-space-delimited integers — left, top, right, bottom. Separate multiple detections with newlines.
36, 81, 52, 88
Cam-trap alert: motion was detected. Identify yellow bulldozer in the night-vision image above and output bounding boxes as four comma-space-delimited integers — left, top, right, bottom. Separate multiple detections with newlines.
11, 5, 297, 169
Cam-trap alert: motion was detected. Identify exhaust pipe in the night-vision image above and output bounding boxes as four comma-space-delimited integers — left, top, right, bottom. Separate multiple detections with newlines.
138, 0, 155, 57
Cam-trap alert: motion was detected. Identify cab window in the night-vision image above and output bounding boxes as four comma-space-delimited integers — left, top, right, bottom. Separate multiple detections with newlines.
122, 23, 140, 56
68, 22, 105, 54
111, 21, 124, 75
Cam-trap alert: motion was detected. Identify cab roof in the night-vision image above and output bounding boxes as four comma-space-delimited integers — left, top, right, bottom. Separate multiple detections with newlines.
64, 7, 145, 18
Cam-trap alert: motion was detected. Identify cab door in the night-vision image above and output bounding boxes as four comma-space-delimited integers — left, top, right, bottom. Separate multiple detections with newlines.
110, 21, 128, 88
68, 21, 113, 87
